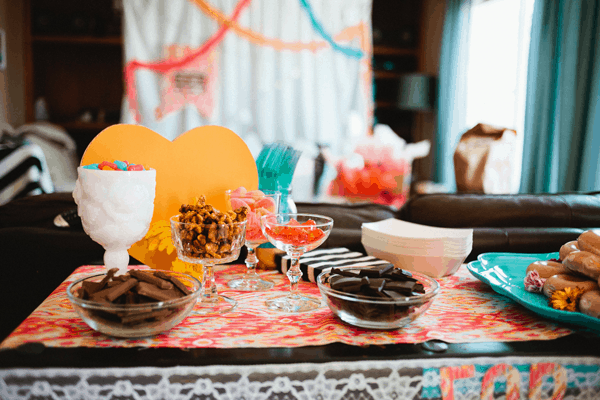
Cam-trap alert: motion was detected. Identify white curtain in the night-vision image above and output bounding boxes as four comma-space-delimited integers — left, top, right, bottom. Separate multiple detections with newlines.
120, 0, 373, 159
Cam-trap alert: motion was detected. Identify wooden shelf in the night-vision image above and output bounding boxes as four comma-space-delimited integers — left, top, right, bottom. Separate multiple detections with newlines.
373, 46, 418, 56
57, 121, 115, 131
32, 35, 122, 46
376, 101, 397, 109
25, 0, 124, 135
371, 0, 424, 145
374, 71, 403, 79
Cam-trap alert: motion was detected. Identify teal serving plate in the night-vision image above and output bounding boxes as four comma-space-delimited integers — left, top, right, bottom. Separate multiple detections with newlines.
467, 252, 600, 333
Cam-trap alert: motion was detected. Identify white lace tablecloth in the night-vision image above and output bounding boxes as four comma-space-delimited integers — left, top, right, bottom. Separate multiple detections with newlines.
2, 356, 600, 400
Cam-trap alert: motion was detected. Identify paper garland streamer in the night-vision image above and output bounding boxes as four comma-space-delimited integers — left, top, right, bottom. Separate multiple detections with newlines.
124, 0, 251, 122
154, 47, 218, 120
190, 0, 367, 53
125, 0, 372, 123
297, 0, 363, 58
189, 0, 375, 128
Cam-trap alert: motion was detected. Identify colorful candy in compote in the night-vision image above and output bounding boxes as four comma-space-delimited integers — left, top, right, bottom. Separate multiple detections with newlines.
83, 160, 148, 171
263, 218, 326, 247
73, 161, 156, 275
260, 213, 333, 312
226, 187, 280, 291
229, 187, 277, 245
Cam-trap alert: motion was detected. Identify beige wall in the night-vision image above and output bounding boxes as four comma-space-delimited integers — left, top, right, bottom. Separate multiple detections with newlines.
0, 0, 25, 127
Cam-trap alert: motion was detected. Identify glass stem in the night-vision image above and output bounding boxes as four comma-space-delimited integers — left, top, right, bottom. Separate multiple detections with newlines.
245, 244, 259, 277
203, 263, 218, 303
287, 253, 303, 299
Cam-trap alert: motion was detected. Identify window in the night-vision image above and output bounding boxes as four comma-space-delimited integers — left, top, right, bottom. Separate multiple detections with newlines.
464, 0, 535, 193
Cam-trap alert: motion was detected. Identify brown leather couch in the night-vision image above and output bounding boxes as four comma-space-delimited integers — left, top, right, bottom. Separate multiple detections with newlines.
298, 191, 600, 260
2, 191, 600, 341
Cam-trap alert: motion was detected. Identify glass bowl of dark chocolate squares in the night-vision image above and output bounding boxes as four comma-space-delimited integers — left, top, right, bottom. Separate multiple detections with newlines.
316, 264, 440, 329
67, 269, 201, 338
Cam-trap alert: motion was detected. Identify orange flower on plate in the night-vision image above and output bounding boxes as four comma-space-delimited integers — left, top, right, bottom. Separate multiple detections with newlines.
549, 287, 584, 312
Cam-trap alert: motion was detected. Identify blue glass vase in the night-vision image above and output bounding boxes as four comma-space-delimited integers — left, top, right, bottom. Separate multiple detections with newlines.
278, 187, 297, 214
258, 187, 296, 250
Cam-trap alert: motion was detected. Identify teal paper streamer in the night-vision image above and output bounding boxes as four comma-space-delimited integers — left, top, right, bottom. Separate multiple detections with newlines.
298, 0, 364, 59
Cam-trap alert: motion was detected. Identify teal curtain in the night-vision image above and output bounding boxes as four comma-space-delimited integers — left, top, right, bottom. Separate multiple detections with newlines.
520, 0, 600, 193
434, 0, 473, 191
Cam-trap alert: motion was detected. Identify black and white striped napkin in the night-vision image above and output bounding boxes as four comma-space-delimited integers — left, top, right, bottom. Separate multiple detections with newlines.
275, 247, 393, 283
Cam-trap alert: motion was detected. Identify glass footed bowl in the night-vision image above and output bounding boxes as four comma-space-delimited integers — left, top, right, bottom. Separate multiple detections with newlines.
316, 266, 439, 330
67, 270, 201, 338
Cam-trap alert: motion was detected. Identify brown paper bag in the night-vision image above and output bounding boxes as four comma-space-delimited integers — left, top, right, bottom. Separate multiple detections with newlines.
454, 123, 517, 194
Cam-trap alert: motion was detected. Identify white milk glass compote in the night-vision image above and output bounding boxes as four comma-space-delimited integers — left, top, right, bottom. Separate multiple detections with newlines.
73, 166, 156, 276
170, 216, 247, 315
260, 213, 333, 312
225, 188, 280, 291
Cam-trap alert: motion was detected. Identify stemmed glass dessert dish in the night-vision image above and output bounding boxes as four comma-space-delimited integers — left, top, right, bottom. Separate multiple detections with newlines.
170, 215, 247, 315
225, 188, 281, 291
260, 213, 333, 312
73, 166, 156, 275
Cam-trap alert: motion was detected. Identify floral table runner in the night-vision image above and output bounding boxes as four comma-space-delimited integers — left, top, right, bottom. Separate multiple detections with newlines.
0, 264, 573, 349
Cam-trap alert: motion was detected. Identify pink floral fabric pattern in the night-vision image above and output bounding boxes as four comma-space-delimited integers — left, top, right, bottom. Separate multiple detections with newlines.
0, 265, 572, 349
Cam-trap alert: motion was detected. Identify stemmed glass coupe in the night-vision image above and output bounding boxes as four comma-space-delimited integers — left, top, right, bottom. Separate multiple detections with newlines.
260, 213, 333, 312
170, 216, 247, 314
225, 189, 281, 291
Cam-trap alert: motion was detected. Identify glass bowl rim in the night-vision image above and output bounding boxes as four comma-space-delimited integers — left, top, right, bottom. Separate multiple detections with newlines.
316, 266, 440, 305
66, 270, 202, 311
170, 214, 248, 227
259, 213, 334, 228
225, 189, 281, 197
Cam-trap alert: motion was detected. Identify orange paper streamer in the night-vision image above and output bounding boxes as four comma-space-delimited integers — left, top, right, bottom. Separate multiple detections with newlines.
190, 0, 366, 53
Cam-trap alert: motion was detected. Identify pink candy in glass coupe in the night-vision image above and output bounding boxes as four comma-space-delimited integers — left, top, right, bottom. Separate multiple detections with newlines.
226, 188, 281, 291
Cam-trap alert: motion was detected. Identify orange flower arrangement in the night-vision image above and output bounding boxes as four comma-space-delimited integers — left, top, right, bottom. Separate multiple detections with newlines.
549, 287, 585, 312
144, 219, 203, 280
329, 159, 411, 208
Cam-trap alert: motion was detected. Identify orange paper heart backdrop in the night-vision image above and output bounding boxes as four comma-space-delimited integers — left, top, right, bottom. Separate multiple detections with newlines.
80, 124, 258, 269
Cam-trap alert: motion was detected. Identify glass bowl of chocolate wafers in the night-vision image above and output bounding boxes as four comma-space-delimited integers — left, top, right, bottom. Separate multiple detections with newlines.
67, 269, 201, 338
316, 264, 440, 329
